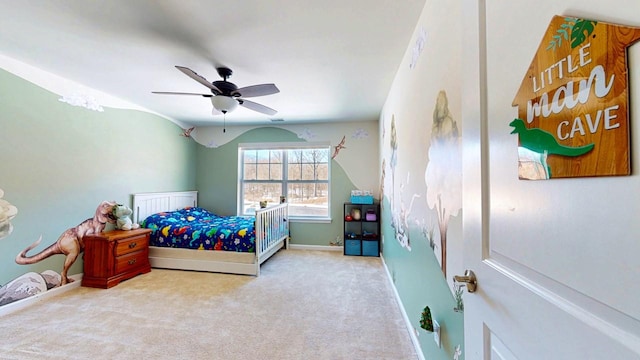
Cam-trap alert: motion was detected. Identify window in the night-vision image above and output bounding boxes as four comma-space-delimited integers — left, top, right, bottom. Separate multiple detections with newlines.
239, 143, 331, 221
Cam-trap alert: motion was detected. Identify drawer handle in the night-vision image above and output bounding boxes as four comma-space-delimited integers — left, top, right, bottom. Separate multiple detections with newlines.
128, 259, 137, 265
128, 242, 137, 249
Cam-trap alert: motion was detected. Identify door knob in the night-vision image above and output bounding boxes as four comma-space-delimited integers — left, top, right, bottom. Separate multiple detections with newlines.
453, 270, 477, 293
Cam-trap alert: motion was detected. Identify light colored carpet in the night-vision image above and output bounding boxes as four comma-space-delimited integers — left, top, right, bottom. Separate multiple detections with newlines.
0, 250, 417, 360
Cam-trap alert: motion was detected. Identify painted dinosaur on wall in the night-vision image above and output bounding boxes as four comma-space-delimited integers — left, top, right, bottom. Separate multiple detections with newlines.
15, 201, 117, 285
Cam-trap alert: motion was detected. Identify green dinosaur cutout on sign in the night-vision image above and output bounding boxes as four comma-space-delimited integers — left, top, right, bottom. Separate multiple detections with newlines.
509, 119, 594, 157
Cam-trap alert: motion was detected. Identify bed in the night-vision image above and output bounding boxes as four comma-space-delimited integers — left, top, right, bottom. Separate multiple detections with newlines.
132, 191, 288, 276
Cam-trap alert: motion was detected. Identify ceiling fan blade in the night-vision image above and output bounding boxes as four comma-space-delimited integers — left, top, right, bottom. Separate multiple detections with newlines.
239, 99, 278, 116
232, 84, 280, 98
175, 66, 222, 94
152, 91, 212, 97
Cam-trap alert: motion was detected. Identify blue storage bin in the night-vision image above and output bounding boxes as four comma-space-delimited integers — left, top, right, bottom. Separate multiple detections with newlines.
350, 195, 374, 204
344, 239, 361, 256
362, 239, 379, 256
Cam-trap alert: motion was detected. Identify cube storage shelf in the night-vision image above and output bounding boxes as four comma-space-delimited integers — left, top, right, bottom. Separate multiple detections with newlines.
343, 202, 380, 257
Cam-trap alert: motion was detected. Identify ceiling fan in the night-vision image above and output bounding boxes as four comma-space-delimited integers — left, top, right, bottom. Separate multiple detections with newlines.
153, 66, 279, 116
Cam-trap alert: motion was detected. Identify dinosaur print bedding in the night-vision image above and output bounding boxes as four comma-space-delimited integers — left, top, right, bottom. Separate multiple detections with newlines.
141, 207, 256, 253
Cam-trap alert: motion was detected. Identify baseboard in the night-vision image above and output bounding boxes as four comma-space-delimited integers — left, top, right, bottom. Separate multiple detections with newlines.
0, 273, 83, 318
381, 255, 426, 360
288, 244, 343, 252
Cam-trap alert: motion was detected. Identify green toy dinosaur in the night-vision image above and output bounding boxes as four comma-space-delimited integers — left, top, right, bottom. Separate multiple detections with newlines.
509, 118, 594, 157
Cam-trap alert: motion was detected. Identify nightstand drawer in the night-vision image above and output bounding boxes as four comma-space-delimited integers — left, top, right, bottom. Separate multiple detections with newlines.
115, 234, 149, 256
115, 250, 147, 274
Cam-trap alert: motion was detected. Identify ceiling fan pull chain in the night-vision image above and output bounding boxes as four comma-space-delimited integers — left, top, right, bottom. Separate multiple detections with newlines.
223, 113, 226, 133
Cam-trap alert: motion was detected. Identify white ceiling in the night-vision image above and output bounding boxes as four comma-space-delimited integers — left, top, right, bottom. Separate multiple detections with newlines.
0, 0, 425, 127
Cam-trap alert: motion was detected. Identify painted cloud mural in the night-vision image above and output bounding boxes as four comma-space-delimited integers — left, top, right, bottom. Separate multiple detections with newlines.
0, 189, 18, 240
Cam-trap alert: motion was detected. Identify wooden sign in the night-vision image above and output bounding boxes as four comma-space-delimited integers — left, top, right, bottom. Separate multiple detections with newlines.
512, 16, 640, 179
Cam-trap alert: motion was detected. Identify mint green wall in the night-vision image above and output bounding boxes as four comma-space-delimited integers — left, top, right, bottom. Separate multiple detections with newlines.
196, 127, 355, 246
382, 198, 464, 358
0, 68, 196, 285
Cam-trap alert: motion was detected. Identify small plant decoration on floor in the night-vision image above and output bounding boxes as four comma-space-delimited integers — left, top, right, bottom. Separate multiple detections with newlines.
419, 306, 434, 332
453, 284, 464, 312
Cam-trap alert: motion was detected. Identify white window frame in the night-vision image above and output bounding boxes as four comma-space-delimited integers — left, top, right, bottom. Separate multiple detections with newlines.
238, 142, 332, 223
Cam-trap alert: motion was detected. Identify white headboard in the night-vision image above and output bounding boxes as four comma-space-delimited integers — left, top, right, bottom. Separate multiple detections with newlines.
132, 191, 198, 224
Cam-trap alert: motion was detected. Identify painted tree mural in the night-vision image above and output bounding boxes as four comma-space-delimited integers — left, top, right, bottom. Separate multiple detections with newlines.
388, 115, 419, 251
390, 115, 398, 204
425, 90, 461, 277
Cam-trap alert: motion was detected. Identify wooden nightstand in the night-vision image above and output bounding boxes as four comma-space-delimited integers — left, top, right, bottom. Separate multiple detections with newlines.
82, 228, 152, 289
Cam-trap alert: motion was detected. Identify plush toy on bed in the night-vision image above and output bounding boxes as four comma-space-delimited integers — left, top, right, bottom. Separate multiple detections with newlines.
113, 204, 140, 231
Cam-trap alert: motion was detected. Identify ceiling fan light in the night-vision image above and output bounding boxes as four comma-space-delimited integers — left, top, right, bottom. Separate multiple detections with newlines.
211, 95, 238, 114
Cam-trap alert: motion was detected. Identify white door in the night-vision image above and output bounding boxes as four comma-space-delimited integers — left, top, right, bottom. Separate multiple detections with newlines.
461, 1, 640, 358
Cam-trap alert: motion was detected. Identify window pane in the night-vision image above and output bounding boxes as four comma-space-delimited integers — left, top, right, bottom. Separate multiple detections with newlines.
287, 183, 329, 217
256, 164, 270, 180
270, 150, 283, 163
270, 163, 283, 180
243, 164, 256, 180
314, 149, 328, 162
301, 163, 316, 180
288, 163, 301, 180
242, 183, 282, 214
317, 163, 328, 180
256, 150, 270, 163
244, 150, 257, 163
288, 150, 301, 163
301, 149, 313, 163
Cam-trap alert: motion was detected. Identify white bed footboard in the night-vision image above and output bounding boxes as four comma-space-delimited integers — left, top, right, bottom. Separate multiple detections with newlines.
255, 203, 289, 275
